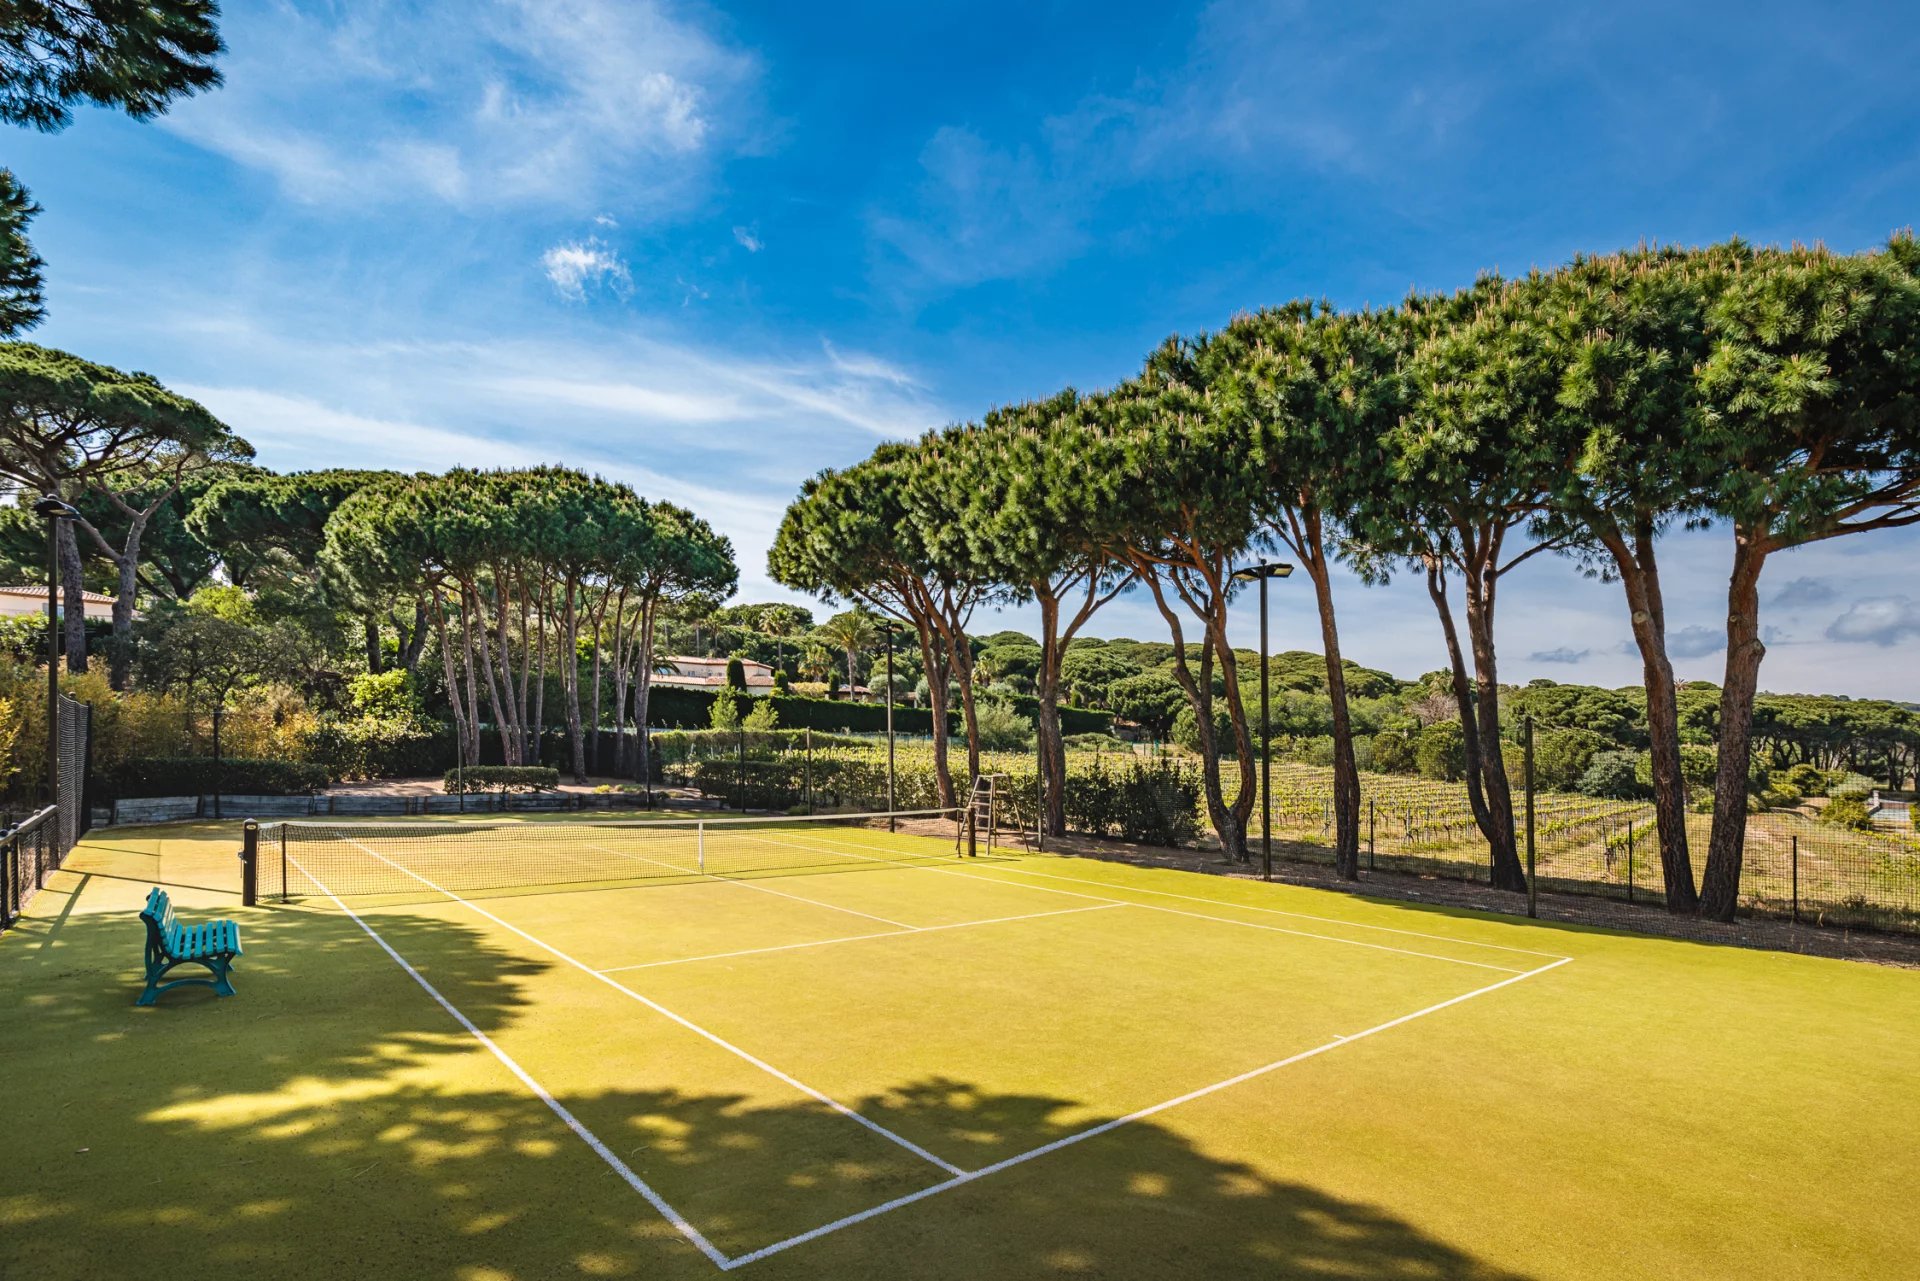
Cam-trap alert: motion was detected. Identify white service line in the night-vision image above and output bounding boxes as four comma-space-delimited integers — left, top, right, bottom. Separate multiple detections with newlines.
287, 854, 731, 1270
722, 955, 1575, 1270
597, 903, 1123, 974
742, 834, 1536, 973
588, 841, 917, 929
342, 837, 966, 1178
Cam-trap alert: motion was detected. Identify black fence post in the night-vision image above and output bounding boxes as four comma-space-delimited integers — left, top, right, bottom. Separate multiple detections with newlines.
1524, 713, 1537, 920
240, 819, 259, 907
1627, 820, 1635, 905
804, 727, 813, 815
737, 727, 746, 812
1, 825, 14, 931
1367, 796, 1375, 870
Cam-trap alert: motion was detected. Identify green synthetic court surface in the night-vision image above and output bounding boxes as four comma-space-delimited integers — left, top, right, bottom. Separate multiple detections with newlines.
3, 817, 1918, 1280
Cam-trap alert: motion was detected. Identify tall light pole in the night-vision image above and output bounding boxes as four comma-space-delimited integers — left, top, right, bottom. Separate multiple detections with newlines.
1231, 560, 1294, 881
32, 495, 80, 811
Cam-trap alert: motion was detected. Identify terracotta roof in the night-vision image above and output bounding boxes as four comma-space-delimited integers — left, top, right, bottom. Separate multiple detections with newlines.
0, 585, 117, 605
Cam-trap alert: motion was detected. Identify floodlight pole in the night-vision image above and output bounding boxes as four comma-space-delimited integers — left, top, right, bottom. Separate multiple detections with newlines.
1231, 560, 1293, 881
33, 495, 78, 812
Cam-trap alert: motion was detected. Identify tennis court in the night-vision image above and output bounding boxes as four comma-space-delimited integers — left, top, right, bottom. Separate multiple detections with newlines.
4, 812, 1917, 1281
253, 809, 1570, 1268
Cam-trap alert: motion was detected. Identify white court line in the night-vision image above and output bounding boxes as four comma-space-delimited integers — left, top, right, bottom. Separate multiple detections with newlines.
286, 854, 731, 1270
587, 841, 918, 929
722, 955, 1574, 1270
739, 833, 1540, 974
341, 837, 966, 1178
597, 903, 1124, 974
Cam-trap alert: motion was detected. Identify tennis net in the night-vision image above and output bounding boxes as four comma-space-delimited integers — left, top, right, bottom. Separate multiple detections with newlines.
259, 807, 974, 902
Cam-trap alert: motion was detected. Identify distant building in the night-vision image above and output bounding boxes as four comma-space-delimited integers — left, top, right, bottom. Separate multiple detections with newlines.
0, 586, 119, 622
653, 655, 776, 696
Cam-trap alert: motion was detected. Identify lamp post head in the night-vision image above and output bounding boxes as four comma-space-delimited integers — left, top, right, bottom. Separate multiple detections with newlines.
32, 494, 79, 520
1231, 561, 1295, 582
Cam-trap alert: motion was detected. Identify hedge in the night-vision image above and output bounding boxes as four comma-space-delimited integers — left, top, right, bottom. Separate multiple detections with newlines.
641, 685, 1113, 736
443, 765, 560, 794
103, 757, 331, 799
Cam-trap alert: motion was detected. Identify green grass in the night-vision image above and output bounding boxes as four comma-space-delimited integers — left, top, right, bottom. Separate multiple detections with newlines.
3, 818, 1917, 1279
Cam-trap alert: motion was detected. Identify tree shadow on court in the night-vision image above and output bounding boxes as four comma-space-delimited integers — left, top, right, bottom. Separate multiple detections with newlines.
1, 889, 1535, 1281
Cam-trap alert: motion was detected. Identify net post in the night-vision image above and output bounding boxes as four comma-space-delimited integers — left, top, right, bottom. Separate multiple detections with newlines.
1626, 820, 1635, 904
240, 819, 259, 907
280, 823, 288, 902
804, 727, 813, 816
967, 795, 977, 859
698, 820, 706, 874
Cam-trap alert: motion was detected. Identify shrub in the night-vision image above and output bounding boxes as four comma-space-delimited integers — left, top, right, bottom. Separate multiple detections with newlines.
1757, 783, 1803, 809
1173, 705, 1237, 756
1370, 730, 1416, 775
1819, 795, 1873, 831
709, 688, 742, 730
104, 756, 330, 799
1414, 721, 1465, 782
306, 714, 447, 780
742, 698, 779, 731
1828, 774, 1874, 802
974, 700, 1033, 750
1533, 727, 1613, 792
725, 657, 747, 690
1781, 762, 1827, 795
1575, 750, 1646, 799
1063, 732, 1119, 751
443, 765, 559, 795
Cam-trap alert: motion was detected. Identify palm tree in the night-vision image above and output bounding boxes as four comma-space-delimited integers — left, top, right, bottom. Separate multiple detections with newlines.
814, 609, 878, 696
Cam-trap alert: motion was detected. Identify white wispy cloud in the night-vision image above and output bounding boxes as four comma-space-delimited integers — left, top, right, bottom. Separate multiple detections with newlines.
542, 238, 633, 300
161, 0, 760, 210
732, 226, 763, 252
1827, 596, 1920, 647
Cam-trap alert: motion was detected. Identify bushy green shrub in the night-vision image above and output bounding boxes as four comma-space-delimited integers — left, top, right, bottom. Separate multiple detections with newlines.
306, 715, 446, 780
1758, 782, 1803, 809
1781, 762, 1827, 795
1828, 774, 1875, 802
974, 700, 1033, 750
1819, 795, 1873, 830
1173, 705, 1237, 756
1533, 727, 1613, 791
1575, 750, 1646, 799
709, 688, 742, 730
1369, 730, 1416, 775
1415, 721, 1465, 782
1063, 732, 1120, 751
1059, 758, 1201, 846
742, 698, 779, 731
443, 765, 559, 794
104, 757, 330, 798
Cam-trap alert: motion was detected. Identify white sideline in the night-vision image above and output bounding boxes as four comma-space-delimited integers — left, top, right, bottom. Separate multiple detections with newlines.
286, 854, 732, 1270
721, 955, 1575, 1270
739, 833, 1542, 973
342, 838, 967, 1178
596, 903, 1124, 973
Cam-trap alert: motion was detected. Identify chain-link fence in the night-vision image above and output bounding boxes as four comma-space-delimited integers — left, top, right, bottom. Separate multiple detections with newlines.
1, 694, 92, 933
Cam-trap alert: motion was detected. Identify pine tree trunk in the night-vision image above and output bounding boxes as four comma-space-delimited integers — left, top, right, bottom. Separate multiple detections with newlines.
1700, 529, 1770, 921
1461, 559, 1526, 892
1304, 542, 1361, 880
1425, 563, 1493, 839
1034, 589, 1068, 837
1600, 521, 1699, 912
918, 629, 956, 807
57, 521, 87, 674
109, 520, 144, 690
364, 617, 383, 674
563, 576, 587, 784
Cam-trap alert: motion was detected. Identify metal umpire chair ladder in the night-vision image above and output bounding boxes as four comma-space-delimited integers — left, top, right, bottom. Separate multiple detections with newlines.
966, 774, 1006, 858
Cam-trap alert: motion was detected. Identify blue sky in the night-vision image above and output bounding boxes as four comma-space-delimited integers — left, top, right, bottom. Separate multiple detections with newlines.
12, 0, 1920, 696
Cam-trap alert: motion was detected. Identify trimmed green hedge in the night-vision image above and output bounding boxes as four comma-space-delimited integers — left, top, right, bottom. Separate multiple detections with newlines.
443, 765, 560, 794
641, 685, 1113, 736
103, 757, 331, 799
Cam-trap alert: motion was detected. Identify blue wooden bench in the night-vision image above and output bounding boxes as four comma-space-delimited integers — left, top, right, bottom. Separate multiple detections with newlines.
138, 888, 242, 1006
